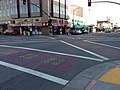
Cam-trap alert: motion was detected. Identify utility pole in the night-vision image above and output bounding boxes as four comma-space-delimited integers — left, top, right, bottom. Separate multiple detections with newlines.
91, 1, 120, 6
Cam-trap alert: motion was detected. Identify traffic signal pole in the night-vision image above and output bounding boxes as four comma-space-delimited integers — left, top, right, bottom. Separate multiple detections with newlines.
91, 1, 120, 6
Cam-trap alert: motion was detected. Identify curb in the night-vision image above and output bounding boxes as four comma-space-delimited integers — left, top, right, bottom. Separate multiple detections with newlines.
62, 60, 120, 90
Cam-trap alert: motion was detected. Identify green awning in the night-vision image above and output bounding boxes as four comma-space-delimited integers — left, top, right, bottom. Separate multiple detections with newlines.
73, 24, 84, 28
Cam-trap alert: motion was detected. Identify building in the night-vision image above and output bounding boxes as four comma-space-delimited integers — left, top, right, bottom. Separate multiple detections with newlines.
97, 17, 113, 30
68, 4, 84, 28
0, 0, 70, 35
0, 0, 11, 34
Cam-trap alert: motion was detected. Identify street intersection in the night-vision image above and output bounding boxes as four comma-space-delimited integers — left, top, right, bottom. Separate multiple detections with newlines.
0, 33, 120, 90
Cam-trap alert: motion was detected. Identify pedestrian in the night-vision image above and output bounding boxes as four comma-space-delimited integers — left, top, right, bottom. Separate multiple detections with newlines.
49, 29, 52, 36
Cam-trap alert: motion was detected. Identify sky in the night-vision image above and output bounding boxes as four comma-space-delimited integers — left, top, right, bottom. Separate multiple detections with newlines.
69, 0, 120, 25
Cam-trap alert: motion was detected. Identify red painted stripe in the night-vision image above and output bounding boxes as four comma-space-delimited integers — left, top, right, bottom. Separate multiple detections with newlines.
115, 65, 120, 68
85, 80, 97, 90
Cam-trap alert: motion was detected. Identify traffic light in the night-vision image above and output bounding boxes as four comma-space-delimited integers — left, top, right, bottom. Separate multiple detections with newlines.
23, 0, 26, 5
88, 0, 91, 6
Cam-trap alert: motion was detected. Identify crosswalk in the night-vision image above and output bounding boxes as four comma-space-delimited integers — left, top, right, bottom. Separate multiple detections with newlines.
73, 35, 120, 41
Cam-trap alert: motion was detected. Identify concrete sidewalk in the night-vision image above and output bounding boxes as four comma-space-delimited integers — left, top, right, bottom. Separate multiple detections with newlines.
63, 60, 120, 90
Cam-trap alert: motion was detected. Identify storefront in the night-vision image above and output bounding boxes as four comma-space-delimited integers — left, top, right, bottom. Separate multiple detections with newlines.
9, 22, 49, 35
9, 23, 38, 35
0, 23, 8, 34
8, 19, 70, 36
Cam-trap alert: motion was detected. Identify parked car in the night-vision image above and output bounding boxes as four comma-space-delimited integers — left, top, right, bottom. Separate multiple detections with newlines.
3, 29, 18, 35
114, 29, 120, 33
104, 28, 111, 33
82, 29, 89, 34
70, 28, 82, 35
117, 29, 120, 33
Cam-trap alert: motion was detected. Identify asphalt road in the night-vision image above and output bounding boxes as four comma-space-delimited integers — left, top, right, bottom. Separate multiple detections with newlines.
0, 33, 120, 90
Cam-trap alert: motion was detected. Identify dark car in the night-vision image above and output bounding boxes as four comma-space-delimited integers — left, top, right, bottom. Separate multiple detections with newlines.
82, 29, 89, 34
3, 29, 18, 35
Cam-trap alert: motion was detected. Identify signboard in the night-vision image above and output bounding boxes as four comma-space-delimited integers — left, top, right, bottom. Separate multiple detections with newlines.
21, 24, 32, 26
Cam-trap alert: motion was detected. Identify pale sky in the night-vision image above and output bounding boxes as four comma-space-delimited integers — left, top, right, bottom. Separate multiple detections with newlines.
91, 0, 120, 24
70, 0, 120, 25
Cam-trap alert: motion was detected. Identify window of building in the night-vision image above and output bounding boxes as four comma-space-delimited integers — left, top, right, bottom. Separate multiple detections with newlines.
6, 0, 9, 4
53, 5, 59, 14
4, 10, 6, 17
10, 0, 17, 3
60, 0, 65, 4
7, 9, 10, 16
2, 0, 4, 5
20, 6, 28, 14
60, 7, 65, 18
53, 0, 67, 18
31, 4, 40, 13
0, 11, 2, 17
11, 7, 17, 15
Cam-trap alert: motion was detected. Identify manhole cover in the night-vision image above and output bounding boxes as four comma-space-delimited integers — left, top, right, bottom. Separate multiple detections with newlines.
42, 58, 65, 66
19, 53, 38, 60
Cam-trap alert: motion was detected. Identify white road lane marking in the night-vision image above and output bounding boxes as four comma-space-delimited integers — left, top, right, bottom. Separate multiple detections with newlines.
49, 37, 56, 40
0, 60, 69, 85
61, 40, 109, 60
84, 40, 120, 50
0, 40, 60, 44
0, 45, 104, 62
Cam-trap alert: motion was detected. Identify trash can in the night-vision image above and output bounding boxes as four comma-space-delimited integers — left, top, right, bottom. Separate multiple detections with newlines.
27, 31, 30, 36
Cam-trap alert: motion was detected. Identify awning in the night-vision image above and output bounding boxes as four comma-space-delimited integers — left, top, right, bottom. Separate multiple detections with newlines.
73, 24, 84, 28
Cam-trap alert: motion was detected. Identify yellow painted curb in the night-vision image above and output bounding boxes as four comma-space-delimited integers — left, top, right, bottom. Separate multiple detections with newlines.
99, 68, 120, 84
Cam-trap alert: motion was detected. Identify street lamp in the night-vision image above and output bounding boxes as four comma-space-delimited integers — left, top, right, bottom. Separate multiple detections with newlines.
88, 8, 91, 25
73, 7, 81, 28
